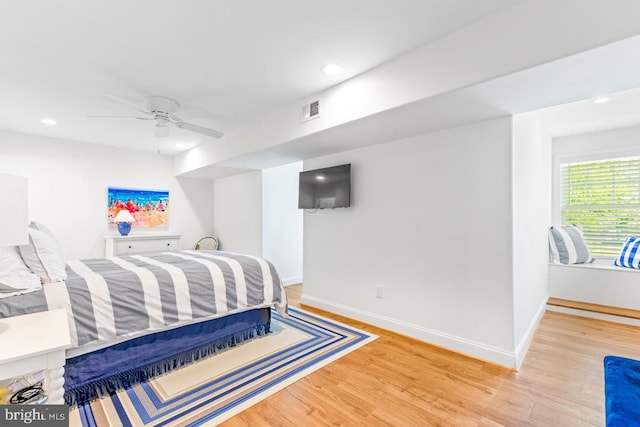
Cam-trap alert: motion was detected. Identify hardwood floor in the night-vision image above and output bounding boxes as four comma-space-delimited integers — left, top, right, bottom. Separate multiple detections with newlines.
222, 284, 640, 426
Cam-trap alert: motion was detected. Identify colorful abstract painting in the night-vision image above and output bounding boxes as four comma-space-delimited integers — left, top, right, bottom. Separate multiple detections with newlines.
107, 187, 169, 228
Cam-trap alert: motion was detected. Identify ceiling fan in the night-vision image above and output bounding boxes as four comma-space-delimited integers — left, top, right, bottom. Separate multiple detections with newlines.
90, 94, 224, 139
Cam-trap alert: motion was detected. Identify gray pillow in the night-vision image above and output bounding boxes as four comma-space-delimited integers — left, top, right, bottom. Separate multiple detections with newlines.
549, 225, 593, 264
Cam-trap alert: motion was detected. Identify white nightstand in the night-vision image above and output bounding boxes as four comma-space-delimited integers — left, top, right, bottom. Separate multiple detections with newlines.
104, 233, 181, 258
0, 309, 71, 404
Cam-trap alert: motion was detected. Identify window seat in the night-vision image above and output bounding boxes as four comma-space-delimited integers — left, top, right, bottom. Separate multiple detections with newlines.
551, 258, 638, 271
548, 259, 640, 312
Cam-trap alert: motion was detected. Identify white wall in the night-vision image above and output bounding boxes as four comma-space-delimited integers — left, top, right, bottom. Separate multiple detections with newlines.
213, 171, 263, 256
0, 130, 213, 259
262, 162, 303, 285
511, 112, 552, 367
301, 117, 518, 366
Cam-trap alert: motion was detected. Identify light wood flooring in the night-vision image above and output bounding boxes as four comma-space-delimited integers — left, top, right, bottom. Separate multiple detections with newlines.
222, 284, 640, 426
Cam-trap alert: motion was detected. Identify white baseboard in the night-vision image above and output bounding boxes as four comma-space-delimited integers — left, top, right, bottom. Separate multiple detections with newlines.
514, 298, 547, 369
301, 295, 518, 368
282, 276, 303, 286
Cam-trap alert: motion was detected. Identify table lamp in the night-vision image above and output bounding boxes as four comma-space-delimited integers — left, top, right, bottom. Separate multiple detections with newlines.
114, 210, 135, 236
0, 174, 28, 246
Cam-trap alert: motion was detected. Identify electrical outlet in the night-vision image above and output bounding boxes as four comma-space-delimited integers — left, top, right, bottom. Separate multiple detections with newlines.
375, 286, 383, 299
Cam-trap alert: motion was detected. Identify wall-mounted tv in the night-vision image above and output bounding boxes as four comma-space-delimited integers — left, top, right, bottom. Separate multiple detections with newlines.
298, 164, 351, 209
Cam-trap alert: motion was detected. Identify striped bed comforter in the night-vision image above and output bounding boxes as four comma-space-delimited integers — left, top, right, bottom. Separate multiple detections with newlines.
0, 250, 287, 353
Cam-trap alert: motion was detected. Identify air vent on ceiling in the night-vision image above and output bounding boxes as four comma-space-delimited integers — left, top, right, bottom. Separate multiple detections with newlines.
301, 100, 320, 122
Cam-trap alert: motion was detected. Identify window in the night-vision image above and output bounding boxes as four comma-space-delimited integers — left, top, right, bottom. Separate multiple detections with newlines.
560, 156, 640, 257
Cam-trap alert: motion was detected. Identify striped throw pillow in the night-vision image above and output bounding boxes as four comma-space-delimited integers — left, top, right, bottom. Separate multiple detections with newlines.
614, 236, 640, 268
548, 225, 593, 264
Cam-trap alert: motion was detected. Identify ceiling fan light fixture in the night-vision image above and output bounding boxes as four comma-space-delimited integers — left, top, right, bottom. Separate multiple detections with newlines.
155, 123, 170, 138
321, 63, 344, 76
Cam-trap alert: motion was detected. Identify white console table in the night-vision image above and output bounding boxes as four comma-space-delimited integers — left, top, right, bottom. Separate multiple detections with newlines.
0, 309, 71, 404
104, 234, 181, 258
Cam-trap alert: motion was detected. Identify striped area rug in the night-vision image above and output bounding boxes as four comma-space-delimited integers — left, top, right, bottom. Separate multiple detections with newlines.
69, 307, 377, 426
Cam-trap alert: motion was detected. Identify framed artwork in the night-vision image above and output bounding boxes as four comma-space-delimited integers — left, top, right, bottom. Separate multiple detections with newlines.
107, 187, 169, 228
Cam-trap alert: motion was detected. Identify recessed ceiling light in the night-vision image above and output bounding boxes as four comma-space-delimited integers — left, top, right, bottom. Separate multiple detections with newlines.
41, 118, 57, 126
321, 63, 344, 76
594, 97, 611, 104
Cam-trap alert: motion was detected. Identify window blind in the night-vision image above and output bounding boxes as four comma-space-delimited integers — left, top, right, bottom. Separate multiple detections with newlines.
560, 156, 640, 257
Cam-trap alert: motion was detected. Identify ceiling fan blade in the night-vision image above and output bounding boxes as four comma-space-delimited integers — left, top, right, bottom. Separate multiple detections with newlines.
101, 93, 151, 115
155, 125, 170, 138
173, 121, 224, 139
88, 115, 152, 120
171, 107, 215, 121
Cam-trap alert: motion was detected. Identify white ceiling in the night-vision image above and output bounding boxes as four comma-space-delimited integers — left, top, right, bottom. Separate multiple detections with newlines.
180, 31, 640, 179
537, 87, 640, 138
0, 0, 520, 155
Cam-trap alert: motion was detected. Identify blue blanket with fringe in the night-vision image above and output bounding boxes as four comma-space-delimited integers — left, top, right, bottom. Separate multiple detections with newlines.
65, 308, 271, 406
604, 355, 640, 426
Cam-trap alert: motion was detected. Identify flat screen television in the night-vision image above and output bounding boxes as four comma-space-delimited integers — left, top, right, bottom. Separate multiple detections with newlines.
298, 164, 351, 209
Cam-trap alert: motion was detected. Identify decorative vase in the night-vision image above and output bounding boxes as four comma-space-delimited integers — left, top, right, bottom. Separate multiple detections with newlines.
117, 222, 132, 236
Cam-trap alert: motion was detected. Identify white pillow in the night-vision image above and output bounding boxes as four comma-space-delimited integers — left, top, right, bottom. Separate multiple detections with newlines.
0, 246, 42, 298
0, 270, 42, 298
19, 228, 67, 283
0, 246, 30, 275
29, 221, 65, 260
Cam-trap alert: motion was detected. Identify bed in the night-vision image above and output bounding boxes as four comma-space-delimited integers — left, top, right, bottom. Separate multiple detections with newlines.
0, 247, 287, 406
